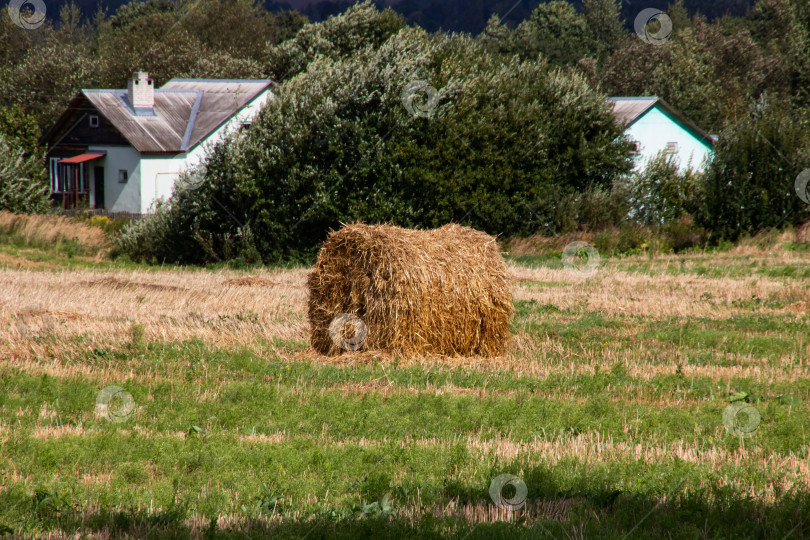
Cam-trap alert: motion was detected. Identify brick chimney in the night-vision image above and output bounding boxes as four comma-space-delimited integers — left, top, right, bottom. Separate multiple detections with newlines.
127, 71, 154, 110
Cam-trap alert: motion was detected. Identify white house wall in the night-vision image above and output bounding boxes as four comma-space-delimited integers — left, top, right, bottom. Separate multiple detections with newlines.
624, 105, 713, 173
87, 145, 142, 213
137, 155, 188, 213
135, 88, 273, 214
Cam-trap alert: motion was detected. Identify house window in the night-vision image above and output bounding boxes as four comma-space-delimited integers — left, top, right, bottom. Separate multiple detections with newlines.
630, 141, 641, 155
118, 169, 128, 183
664, 142, 679, 154
89, 115, 99, 128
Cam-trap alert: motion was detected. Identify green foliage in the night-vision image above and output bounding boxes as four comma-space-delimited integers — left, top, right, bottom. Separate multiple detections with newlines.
626, 153, 704, 226
594, 25, 728, 133
567, 182, 631, 232
593, 224, 652, 255
700, 96, 810, 240
491, 1, 595, 65
0, 105, 41, 155
113, 199, 179, 262
582, 0, 625, 58
0, 41, 104, 131
97, 0, 288, 84
354, 493, 394, 519
72, 212, 131, 236
746, 0, 810, 110
264, 1, 405, 81
480, 0, 624, 65
122, 23, 632, 263
114, 175, 265, 265
0, 134, 50, 214
663, 216, 707, 252
3, 0, 810, 252
108, 0, 176, 29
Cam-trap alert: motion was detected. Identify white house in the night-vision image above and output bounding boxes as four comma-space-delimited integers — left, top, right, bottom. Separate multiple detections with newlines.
42, 72, 274, 214
607, 96, 716, 173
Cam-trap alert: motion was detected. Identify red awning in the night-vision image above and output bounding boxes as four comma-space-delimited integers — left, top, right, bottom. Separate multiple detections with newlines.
58, 153, 105, 164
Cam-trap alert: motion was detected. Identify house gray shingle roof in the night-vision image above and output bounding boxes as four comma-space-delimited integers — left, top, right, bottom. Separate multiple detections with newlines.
607, 97, 660, 126
160, 79, 272, 151
50, 79, 273, 154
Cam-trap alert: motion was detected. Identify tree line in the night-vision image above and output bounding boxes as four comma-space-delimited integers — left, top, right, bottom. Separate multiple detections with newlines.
23, 0, 758, 36
1, 0, 809, 263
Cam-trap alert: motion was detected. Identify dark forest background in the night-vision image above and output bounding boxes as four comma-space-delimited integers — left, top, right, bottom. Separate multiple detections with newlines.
19, 0, 755, 33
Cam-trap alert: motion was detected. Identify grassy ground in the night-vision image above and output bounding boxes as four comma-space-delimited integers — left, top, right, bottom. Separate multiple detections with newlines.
1, 237, 810, 539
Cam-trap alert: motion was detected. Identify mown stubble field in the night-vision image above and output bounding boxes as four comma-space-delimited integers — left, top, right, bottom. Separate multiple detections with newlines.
1, 238, 810, 538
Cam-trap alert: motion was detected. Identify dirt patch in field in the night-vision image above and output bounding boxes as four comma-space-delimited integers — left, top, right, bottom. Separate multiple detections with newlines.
81, 276, 189, 292
222, 277, 281, 287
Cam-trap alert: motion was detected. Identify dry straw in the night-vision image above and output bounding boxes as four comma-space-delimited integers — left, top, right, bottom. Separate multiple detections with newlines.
307, 223, 513, 356
0, 211, 108, 252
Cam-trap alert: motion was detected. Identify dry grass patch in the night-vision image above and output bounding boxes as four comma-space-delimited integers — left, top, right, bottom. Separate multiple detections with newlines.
0, 211, 109, 253
0, 266, 309, 363
79, 471, 114, 485
239, 431, 286, 444
31, 423, 88, 439
0, 250, 57, 270
397, 498, 578, 524
509, 263, 810, 319
504, 232, 596, 256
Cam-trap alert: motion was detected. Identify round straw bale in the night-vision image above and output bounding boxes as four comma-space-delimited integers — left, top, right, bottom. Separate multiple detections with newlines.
307, 223, 513, 356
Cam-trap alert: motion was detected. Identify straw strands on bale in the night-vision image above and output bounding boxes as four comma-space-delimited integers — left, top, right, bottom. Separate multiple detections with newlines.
307, 223, 513, 357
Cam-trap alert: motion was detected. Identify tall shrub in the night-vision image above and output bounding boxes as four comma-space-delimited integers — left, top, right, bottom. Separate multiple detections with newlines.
0, 134, 50, 214
700, 97, 810, 240
120, 25, 633, 264
627, 153, 704, 226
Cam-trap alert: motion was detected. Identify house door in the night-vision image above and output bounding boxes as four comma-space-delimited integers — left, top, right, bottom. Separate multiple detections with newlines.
94, 167, 105, 209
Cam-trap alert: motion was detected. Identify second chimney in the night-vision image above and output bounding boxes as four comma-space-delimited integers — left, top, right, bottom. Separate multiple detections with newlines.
127, 71, 154, 110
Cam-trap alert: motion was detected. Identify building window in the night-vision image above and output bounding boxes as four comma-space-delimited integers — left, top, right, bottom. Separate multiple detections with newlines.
630, 141, 641, 155
89, 115, 99, 128
664, 142, 679, 154
118, 169, 128, 183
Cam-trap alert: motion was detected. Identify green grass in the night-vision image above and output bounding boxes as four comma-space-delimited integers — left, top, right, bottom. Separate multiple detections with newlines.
0, 241, 308, 273
2, 246, 810, 538
2, 330, 810, 538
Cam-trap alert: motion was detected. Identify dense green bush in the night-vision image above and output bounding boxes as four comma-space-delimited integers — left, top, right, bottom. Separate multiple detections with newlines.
264, 1, 405, 81
0, 106, 41, 155
118, 23, 633, 264
593, 224, 650, 255
700, 97, 810, 241
0, 134, 50, 214
626, 153, 705, 226
663, 215, 708, 252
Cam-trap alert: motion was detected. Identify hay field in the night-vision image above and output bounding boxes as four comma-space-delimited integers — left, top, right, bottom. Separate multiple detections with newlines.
1, 239, 810, 538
